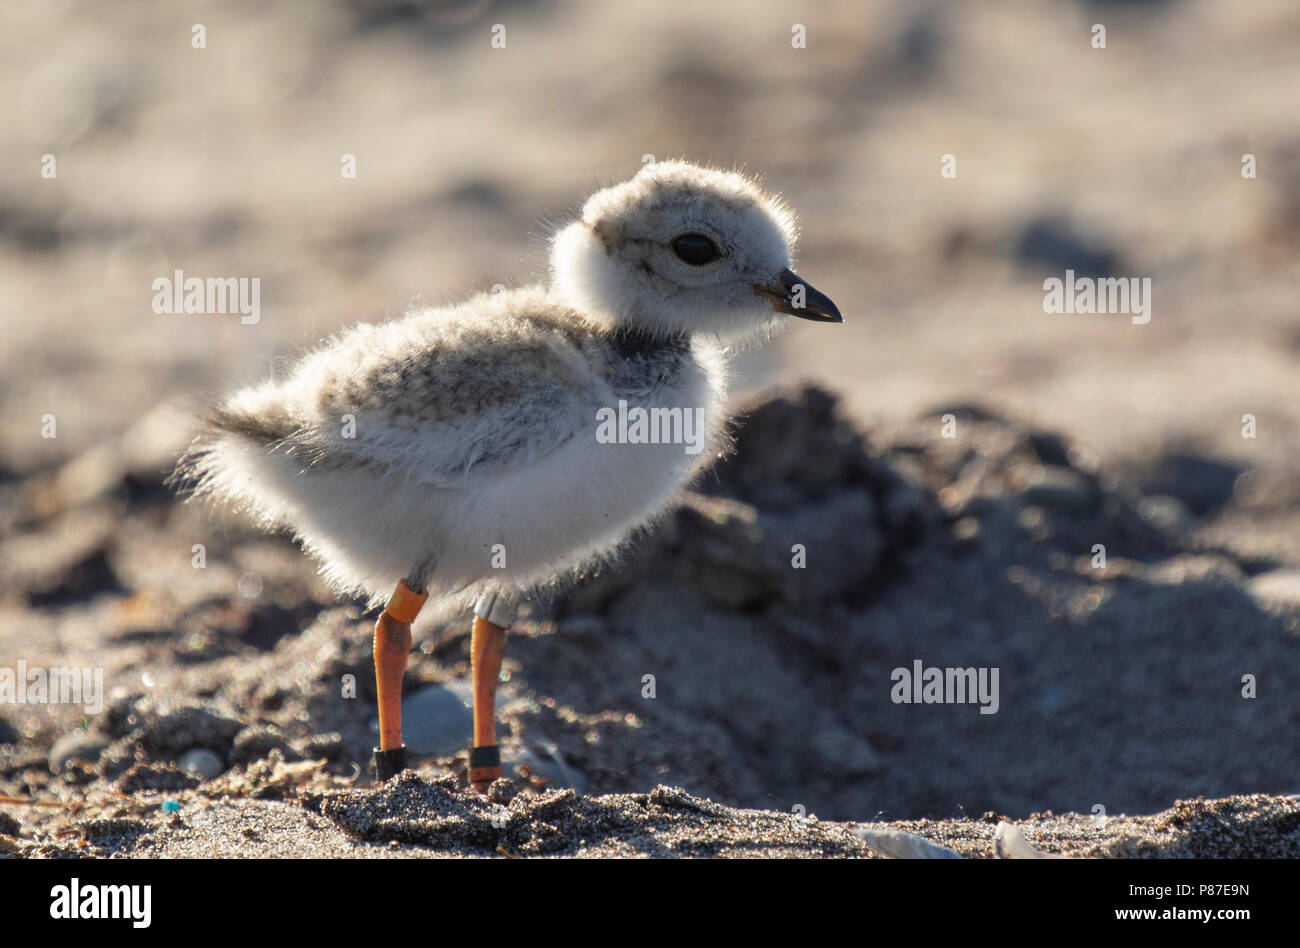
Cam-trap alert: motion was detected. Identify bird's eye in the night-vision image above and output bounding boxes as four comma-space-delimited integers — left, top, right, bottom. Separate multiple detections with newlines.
671, 233, 722, 266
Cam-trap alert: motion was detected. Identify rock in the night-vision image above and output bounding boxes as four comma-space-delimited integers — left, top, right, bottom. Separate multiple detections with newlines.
178, 747, 225, 780
47, 731, 110, 773
399, 682, 475, 757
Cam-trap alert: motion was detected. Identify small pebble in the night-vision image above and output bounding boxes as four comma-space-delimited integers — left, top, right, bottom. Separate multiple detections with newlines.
47, 732, 109, 774
858, 827, 961, 859
398, 682, 475, 757
178, 747, 225, 780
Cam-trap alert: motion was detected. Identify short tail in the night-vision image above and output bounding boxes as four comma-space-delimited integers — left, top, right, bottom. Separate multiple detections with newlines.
167, 402, 297, 500
203, 405, 296, 445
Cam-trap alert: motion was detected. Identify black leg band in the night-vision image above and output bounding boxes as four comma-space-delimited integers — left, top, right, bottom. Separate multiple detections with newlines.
468, 745, 500, 770
373, 746, 407, 781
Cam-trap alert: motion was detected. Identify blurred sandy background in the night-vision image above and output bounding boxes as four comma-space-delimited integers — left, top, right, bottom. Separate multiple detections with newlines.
2, 0, 1297, 474
2, 0, 1299, 833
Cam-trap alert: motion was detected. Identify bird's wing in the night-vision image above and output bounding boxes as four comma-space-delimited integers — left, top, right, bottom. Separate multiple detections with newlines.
260, 314, 604, 488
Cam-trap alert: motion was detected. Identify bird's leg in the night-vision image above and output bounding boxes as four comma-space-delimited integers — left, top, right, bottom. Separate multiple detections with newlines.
372, 578, 428, 781
468, 591, 514, 792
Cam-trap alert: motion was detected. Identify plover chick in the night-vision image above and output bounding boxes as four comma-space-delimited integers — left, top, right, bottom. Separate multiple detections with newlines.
174, 160, 842, 786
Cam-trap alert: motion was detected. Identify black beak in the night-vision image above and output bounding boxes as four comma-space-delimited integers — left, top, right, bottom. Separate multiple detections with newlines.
752, 268, 843, 323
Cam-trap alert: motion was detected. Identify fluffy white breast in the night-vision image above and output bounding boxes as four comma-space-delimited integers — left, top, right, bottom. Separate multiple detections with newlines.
436, 335, 728, 597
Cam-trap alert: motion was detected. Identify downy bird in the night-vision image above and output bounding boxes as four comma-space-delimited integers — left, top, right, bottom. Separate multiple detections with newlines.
173, 160, 842, 786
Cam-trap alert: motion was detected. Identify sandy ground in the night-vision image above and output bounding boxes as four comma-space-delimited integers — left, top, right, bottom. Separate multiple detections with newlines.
4, 385, 1300, 856
2, 0, 1299, 857
7, 763, 1300, 858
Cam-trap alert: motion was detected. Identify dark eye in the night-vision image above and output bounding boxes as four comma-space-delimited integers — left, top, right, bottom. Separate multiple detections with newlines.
671, 233, 722, 265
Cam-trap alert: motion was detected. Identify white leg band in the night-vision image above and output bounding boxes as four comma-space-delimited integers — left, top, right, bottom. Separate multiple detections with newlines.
473, 590, 516, 627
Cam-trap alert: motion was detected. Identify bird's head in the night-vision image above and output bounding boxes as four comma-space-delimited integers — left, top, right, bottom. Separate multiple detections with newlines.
550, 160, 841, 343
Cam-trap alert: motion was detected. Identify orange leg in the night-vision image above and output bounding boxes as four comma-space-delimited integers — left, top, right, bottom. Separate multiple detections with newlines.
468, 614, 507, 790
372, 578, 427, 780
